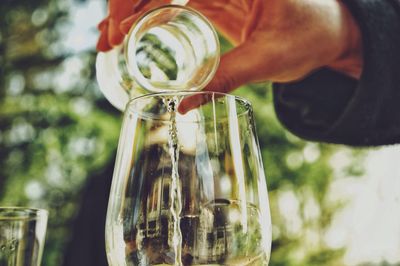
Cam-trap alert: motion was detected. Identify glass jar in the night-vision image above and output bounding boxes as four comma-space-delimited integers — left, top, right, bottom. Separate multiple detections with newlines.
96, 5, 220, 110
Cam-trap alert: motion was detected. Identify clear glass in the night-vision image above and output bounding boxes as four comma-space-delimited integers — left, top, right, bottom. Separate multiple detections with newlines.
0, 207, 48, 266
96, 5, 220, 111
106, 92, 271, 266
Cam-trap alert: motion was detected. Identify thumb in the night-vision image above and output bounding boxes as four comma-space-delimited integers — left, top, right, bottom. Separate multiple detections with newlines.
178, 42, 260, 113
205, 43, 260, 93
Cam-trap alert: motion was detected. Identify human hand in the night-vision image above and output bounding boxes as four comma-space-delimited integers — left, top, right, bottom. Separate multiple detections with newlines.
97, 0, 363, 112
179, 0, 364, 113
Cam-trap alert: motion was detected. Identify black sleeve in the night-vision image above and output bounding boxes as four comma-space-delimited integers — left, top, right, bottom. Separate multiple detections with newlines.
273, 0, 400, 146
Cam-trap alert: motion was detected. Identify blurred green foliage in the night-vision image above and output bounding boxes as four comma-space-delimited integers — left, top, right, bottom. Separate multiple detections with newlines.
0, 0, 121, 264
0, 0, 367, 265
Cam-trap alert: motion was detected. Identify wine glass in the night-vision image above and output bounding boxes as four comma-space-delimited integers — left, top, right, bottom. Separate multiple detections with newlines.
0, 207, 48, 266
105, 91, 272, 265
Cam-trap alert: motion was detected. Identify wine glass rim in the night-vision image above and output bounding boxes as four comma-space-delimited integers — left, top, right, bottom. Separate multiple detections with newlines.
125, 91, 253, 122
0, 207, 48, 221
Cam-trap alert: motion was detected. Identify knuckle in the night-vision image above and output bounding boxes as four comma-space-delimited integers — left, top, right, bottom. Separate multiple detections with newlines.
211, 74, 237, 93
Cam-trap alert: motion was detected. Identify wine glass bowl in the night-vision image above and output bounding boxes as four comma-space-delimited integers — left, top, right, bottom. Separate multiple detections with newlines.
105, 91, 271, 265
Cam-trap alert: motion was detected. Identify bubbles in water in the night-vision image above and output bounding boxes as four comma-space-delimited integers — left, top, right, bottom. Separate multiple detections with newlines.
9, 240, 17, 251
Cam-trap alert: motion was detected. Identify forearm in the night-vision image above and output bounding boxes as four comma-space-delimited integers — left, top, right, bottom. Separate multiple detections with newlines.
274, 0, 400, 146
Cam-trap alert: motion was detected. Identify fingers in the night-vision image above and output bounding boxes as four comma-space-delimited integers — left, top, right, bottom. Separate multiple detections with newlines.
120, 0, 170, 34
177, 93, 214, 114
96, 0, 145, 52
109, 0, 138, 45
178, 41, 262, 114
188, 1, 246, 44
120, 13, 143, 34
133, 0, 151, 12
97, 16, 128, 51
108, 18, 126, 47
96, 18, 112, 51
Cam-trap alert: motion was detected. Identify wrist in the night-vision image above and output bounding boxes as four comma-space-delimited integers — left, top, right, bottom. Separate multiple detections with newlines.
327, 1, 363, 79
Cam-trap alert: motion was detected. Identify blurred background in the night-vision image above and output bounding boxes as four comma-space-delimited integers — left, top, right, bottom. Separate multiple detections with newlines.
1, 0, 400, 265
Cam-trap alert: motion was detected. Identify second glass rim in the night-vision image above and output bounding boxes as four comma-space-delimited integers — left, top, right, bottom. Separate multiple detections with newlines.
0, 206, 48, 221
125, 90, 253, 122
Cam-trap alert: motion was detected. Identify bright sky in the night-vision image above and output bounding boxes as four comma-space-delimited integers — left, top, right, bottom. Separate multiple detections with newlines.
64, 0, 106, 53
70, 1, 400, 265
327, 146, 400, 265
